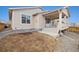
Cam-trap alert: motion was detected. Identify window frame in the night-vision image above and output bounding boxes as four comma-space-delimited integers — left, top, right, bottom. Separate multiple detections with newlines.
22, 14, 26, 24
21, 14, 31, 24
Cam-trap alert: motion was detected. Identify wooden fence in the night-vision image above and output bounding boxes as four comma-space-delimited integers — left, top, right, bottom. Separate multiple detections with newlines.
66, 27, 79, 32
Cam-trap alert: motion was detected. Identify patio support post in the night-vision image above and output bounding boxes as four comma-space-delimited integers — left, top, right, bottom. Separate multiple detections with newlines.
57, 10, 63, 31
64, 16, 69, 28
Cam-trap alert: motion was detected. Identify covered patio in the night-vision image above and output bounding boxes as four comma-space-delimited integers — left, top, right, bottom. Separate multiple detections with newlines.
40, 7, 70, 37
43, 7, 70, 29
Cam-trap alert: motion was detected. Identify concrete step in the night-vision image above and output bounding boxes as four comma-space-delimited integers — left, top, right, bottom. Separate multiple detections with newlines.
43, 28, 59, 33
39, 28, 59, 38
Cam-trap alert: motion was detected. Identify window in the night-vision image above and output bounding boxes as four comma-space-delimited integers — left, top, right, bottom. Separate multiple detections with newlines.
26, 16, 30, 24
46, 18, 51, 24
22, 14, 30, 24
62, 21, 65, 24
22, 14, 26, 23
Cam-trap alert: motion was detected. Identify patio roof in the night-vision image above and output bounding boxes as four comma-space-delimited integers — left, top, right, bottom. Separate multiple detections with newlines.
33, 7, 70, 20
43, 7, 70, 20
43, 11, 59, 20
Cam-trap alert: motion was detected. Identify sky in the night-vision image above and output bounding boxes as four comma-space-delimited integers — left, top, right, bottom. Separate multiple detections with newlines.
0, 6, 79, 23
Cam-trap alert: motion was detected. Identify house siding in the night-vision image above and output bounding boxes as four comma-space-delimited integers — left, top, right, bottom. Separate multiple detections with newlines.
12, 9, 43, 30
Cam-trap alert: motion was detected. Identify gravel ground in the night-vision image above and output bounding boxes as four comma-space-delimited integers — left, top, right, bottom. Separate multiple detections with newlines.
54, 31, 79, 52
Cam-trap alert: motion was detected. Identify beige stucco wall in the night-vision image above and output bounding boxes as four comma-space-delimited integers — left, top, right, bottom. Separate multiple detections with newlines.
12, 9, 43, 30
33, 14, 45, 29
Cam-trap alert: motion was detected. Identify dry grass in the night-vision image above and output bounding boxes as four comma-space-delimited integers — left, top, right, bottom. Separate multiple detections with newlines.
0, 32, 56, 52
67, 27, 79, 32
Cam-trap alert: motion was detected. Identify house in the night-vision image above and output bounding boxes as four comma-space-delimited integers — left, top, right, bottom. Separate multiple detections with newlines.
9, 7, 70, 37
70, 22, 79, 27
0, 21, 6, 31
76, 23, 79, 27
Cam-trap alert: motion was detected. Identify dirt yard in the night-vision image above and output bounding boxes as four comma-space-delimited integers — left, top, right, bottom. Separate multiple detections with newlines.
0, 32, 56, 52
